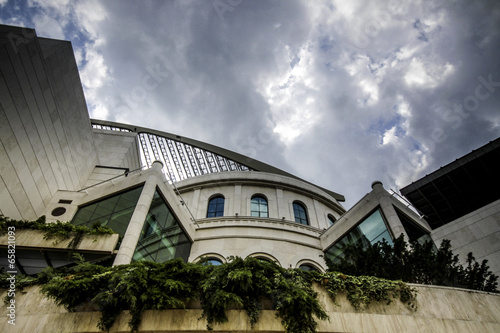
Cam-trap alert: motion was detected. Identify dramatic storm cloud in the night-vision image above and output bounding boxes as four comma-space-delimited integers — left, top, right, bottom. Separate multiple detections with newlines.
1, 0, 499, 208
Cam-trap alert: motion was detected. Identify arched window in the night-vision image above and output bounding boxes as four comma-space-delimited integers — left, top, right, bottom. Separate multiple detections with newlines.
327, 214, 336, 226
251, 195, 268, 217
207, 195, 224, 217
298, 264, 319, 272
202, 258, 223, 266
293, 201, 308, 225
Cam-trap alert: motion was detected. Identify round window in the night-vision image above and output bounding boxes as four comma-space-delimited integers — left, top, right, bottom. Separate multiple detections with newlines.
51, 207, 66, 217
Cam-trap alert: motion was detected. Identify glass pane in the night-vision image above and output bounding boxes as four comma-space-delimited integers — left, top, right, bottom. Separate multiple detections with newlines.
72, 207, 95, 225
133, 189, 192, 263
71, 186, 143, 238
207, 196, 224, 217
251, 196, 268, 217
293, 203, 308, 225
299, 264, 318, 272
325, 208, 393, 263
203, 258, 223, 266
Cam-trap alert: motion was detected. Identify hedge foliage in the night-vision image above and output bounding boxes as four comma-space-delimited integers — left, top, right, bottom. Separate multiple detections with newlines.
1, 256, 416, 333
324, 234, 498, 292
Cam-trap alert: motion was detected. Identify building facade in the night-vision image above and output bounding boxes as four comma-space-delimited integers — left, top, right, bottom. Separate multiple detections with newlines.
1, 25, 499, 332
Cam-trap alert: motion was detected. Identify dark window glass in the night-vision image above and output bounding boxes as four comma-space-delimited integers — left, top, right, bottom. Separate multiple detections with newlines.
327, 214, 336, 226
133, 190, 191, 263
207, 196, 224, 217
71, 186, 143, 237
299, 264, 319, 272
394, 207, 431, 244
251, 196, 268, 217
325, 208, 393, 264
202, 258, 223, 266
293, 202, 308, 225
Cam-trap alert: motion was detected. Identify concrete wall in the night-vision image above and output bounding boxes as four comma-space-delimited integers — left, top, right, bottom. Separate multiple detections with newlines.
0, 26, 97, 221
431, 198, 500, 277
92, 129, 141, 171
189, 217, 326, 270
1, 284, 498, 332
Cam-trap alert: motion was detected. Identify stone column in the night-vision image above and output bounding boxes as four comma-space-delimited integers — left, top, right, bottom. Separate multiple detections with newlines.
191, 188, 201, 219
371, 180, 408, 240
276, 188, 287, 220
233, 184, 242, 216
113, 161, 163, 266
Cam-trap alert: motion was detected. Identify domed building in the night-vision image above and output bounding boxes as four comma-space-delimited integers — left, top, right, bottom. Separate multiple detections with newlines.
1, 24, 499, 332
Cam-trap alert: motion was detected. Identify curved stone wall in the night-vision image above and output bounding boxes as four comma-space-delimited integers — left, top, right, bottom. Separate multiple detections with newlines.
175, 172, 345, 269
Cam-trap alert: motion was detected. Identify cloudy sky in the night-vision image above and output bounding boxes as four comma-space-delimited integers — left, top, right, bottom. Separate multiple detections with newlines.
1, 0, 499, 208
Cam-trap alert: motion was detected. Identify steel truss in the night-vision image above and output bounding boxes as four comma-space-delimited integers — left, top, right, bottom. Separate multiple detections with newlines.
92, 125, 253, 183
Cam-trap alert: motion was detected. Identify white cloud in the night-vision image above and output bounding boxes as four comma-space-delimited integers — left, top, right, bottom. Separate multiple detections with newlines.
80, 47, 108, 89
359, 79, 379, 105
0, 0, 8, 7
74, 0, 107, 39
381, 126, 398, 146
3, 0, 498, 209
404, 58, 454, 88
90, 103, 109, 119
74, 48, 83, 67
260, 44, 322, 145
30, 0, 71, 9
32, 14, 65, 39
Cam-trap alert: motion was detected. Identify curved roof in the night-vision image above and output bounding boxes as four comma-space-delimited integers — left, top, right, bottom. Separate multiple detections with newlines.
91, 119, 345, 202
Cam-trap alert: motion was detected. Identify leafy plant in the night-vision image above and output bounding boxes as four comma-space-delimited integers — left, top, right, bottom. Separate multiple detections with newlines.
312, 272, 417, 311
272, 269, 329, 333
324, 234, 498, 292
0, 215, 115, 249
36, 256, 416, 333
42, 258, 205, 332
199, 256, 327, 333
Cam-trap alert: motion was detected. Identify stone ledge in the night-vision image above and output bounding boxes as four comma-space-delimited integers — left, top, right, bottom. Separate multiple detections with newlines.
0, 229, 119, 253
1, 283, 499, 332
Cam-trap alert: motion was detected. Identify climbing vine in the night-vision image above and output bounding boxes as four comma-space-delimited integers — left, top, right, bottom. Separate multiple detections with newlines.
0, 215, 115, 249
198, 256, 328, 332
0, 256, 418, 333
313, 272, 417, 310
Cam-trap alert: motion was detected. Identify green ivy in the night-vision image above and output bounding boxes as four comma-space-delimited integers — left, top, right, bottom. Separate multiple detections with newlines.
312, 272, 417, 311
199, 256, 327, 332
0, 215, 115, 249
32, 256, 416, 333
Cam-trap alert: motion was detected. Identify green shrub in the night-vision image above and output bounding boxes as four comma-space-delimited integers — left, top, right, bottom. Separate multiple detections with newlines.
324, 234, 498, 292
